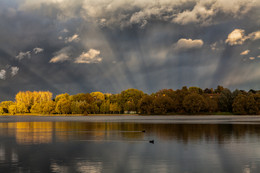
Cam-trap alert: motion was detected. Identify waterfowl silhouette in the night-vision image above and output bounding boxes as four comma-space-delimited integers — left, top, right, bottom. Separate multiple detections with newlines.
149, 140, 154, 144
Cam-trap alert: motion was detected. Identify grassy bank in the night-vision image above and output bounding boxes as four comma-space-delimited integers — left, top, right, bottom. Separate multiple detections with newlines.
0, 112, 240, 116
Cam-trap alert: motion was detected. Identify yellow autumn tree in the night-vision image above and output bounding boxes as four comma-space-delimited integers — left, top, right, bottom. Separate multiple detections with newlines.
90, 92, 105, 101
15, 91, 34, 113
15, 91, 53, 113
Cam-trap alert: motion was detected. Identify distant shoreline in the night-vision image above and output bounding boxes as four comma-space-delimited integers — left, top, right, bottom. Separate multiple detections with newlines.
1, 115, 260, 124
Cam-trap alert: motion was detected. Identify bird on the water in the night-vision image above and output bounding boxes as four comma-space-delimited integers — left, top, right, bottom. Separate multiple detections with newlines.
149, 140, 154, 144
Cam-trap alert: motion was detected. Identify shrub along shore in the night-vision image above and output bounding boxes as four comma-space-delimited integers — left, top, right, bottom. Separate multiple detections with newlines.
0, 86, 260, 115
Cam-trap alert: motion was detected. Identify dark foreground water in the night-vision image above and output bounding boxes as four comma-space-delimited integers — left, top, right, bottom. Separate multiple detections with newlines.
0, 121, 260, 173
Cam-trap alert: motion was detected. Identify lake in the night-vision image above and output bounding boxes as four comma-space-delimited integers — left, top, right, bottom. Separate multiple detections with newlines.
0, 116, 260, 173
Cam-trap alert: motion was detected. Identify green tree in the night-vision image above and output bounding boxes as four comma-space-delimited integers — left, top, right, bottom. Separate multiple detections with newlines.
70, 93, 94, 103
204, 88, 214, 94
232, 94, 247, 114
188, 87, 203, 94
110, 103, 121, 114
90, 92, 105, 101
124, 101, 136, 112
71, 101, 88, 114
155, 89, 175, 98
204, 96, 218, 112
100, 100, 110, 114
254, 93, 260, 114
55, 98, 71, 114
86, 103, 99, 114
214, 85, 224, 94
232, 89, 242, 99
138, 95, 154, 114
218, 88, 233, 112
183, 93, 207, 113
246, 94, 258, 114
153, 95, 174, 114
55, 93, 70, 102
174, 86, 189, 112
119, 89, 144, 112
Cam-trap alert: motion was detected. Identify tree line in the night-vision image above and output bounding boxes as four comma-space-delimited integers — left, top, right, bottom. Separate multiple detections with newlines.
0, 86, 260, 115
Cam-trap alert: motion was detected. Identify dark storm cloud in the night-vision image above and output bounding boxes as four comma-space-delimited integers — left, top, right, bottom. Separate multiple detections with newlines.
0, 0, 260, 100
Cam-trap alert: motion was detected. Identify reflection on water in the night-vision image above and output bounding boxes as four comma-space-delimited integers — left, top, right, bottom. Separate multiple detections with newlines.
1, 122, 260, 144
0, 122, 147, 144
0, 122, 260, 172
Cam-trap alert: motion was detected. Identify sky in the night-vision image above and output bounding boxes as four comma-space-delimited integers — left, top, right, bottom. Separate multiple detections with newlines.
0, 0, 260, 100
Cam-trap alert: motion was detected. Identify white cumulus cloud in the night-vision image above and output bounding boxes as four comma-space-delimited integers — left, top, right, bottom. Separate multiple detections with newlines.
226, 29, 260, 46
50, 53, 69, 63
174, 38, 204, 51
33, 47, 44, 54
240, 50, 250, 55
16, 0, 258, 28
49, 47, 71, 63
172, 2, 215, 26
11, 66, 19, 77
0, 70, 6, 80
225, 29, 247, 46
15, 51, 31, 60
75, 49, 102, 64
248, 31, 260, 40
65, 34, 80, 43
249, 57, 255, 60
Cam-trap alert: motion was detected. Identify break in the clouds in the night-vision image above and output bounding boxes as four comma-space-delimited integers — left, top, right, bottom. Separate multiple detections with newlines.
0, 0, 260, 100
75, 49, 102, 64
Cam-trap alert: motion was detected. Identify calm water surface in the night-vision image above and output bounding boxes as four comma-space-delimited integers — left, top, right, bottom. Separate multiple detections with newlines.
0, 121, 260, 173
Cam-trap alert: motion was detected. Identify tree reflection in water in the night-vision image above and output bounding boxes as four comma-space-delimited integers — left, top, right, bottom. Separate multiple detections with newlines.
0, 122, 260, 173
0, 122, 260, 144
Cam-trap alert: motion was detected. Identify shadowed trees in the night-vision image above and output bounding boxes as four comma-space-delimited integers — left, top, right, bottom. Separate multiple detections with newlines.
153, 95, 175, 114
138, 95, 154, 114
218, 88, 233, 112
183, 93, 207, 113
232, 94, 247, 115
